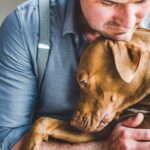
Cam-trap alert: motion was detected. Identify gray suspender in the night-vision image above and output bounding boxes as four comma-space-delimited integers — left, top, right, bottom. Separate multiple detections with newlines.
38, 0, 51, 89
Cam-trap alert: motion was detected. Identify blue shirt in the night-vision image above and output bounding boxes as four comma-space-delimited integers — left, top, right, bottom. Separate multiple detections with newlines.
0, 0, 88, 149
0, 0, 150, 149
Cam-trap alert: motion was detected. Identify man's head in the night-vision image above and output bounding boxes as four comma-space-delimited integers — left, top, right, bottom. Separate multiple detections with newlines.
80, 0, 150, 41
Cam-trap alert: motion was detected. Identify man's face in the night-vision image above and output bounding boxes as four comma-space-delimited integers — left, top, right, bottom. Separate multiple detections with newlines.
80, 0, 150, 41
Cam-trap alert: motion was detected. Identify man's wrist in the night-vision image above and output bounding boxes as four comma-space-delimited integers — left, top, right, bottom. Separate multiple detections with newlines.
40, 140, 74, 150
11, 132, 28, 150
39, 139, 107, 150
72, 140, 107, 150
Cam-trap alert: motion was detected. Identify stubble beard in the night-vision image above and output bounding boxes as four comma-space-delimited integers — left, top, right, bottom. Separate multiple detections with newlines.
99, 22, 141, 41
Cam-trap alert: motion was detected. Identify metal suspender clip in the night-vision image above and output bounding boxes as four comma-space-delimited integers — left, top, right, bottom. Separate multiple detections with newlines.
38, 43, 50, 50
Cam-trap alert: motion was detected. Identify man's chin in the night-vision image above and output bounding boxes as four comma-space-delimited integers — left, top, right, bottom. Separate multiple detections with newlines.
102, 31, 135, 42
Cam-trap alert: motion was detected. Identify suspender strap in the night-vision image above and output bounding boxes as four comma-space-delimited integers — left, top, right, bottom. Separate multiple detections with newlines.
38, 0, 51, 89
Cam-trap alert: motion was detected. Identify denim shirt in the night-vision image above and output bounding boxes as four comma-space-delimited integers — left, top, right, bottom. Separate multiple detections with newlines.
0, 0, 150, 149
0, 0, 88, 149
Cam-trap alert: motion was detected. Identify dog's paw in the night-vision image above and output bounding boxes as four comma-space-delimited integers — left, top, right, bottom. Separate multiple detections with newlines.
24, 132, 46, 150
25, 142, 40, 150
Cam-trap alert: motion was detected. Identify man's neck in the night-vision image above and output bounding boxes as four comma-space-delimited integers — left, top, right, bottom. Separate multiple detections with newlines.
84, 31, 101, 43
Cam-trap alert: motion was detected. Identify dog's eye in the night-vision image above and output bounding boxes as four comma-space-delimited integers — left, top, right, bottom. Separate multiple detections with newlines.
80, 79, 88, 88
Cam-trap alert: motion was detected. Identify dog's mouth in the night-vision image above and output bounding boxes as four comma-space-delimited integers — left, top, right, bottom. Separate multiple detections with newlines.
70, 108, 116, 133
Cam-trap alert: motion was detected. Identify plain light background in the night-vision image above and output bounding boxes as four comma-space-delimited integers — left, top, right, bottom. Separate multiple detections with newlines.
0, 0, 24, 25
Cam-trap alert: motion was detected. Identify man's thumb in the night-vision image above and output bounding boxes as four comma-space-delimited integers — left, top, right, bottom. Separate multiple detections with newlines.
121, 113, 144, 127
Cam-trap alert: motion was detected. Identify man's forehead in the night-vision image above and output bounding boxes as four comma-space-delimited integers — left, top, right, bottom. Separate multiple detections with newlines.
104, 0, 145, 3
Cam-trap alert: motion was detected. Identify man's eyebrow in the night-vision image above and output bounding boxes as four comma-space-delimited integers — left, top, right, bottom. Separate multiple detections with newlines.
135, 0, 147, 3
103, 0, 147, 3
102, 0, 120, 4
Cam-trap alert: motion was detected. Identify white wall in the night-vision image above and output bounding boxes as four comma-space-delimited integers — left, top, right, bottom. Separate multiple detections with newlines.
0, 0, 24, 25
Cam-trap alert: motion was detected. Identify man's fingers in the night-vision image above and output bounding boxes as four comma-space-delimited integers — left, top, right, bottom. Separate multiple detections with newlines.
122, 140, 150, 150
128, 128, 150, 141
134, 141, 150, 150
121, 113, 144, 127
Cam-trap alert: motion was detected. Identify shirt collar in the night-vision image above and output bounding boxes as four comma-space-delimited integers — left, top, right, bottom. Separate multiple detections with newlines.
62, 0, 77, 36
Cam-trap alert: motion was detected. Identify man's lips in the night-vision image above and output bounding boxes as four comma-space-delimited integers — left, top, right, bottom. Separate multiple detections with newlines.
106, 26, 133, 33
114, 32, 128, 35
109, 28, 131, 33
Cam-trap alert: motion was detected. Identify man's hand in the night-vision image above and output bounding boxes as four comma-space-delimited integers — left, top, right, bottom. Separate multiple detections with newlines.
104, 113, 150, 150
12, 113, 150, 150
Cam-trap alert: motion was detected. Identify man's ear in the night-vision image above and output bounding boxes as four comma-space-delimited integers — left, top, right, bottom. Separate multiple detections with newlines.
106, 40, 141, 83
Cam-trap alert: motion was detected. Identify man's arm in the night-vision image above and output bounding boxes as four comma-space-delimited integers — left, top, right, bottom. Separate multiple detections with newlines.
11, 132, 106, 150
12, 113, 150, 150
0, 6, 37, 150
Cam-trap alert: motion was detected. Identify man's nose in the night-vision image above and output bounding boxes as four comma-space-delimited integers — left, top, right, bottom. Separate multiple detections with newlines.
114, 4, 138, 28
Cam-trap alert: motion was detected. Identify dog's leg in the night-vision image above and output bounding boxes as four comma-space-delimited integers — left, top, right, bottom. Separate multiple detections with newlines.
24, 117, 57, 150
49, 125, 95, 143
24, 117, 95, 150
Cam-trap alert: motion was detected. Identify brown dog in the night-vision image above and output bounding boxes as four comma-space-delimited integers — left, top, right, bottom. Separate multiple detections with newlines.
71, 28, 150, 133
24, 28, 150, 150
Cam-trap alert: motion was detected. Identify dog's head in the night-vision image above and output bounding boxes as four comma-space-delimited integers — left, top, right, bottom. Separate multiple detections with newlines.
71, 28, 150, 133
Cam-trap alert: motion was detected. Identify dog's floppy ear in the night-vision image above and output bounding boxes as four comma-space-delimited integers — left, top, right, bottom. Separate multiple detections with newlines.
106, 40, 141, 83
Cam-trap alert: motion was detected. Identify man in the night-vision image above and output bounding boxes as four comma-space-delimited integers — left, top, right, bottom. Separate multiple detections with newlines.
0, 0, 150, 150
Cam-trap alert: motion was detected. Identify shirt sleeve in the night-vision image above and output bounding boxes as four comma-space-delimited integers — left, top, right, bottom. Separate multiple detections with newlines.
141, 11, 150, 29
0, 9, 37, 150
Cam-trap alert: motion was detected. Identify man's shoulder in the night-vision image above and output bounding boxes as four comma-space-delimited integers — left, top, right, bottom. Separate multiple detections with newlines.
17, 0, 38, 14
18, 0, 38, 8
15, 0, 68, 21
14, 0, 39, 33
17, 0, 68, 10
